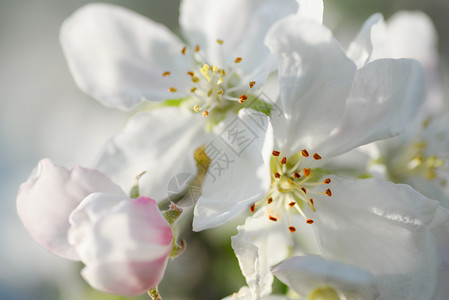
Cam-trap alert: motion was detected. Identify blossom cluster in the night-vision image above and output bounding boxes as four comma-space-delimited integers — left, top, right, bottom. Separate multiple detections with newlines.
17, 0, 449, 299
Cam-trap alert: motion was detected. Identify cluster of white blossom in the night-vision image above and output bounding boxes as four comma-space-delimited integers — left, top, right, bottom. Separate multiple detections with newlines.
16, 0, 449, 299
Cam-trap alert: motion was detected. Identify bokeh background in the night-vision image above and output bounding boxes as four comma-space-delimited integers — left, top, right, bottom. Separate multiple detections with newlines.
1, 0, 448, 299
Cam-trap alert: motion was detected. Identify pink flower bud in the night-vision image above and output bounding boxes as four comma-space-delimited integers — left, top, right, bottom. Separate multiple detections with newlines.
68, 193, 173, 296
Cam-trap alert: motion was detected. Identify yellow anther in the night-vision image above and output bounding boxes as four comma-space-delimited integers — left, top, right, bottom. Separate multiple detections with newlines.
187, 71, 194, 77
202, 111, 209, 117
193, 105, 200, 112
217, 90, 223, 95
162, 71, 171, 77
168, 87, 177, 93
192, 77, 200, 83
181, 47, 186, 55
217, 77, 224, 85
234, 57, 242, 63
200, 64, 211, 81
190, 87, 197, 93
207, 89, 213, 97
213, 65, 219, 73
195, 45, 200, 52
217, 39, 224, 45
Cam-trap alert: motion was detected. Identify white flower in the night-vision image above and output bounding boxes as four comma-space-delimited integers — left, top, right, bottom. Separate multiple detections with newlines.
67, 0, 318, 200
193, 13, 426, 231
17, 159, 173, 296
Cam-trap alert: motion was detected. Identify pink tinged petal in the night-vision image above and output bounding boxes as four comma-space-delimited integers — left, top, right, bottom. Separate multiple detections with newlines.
60, 3, 191, 110
313, 176, 448, 300
95, 107, 207, 201
265, 16, 356, 153
69, 194, 173, 296
346, 13, 386, 68
180, 0, 298, 77
16, 159, 124, 260
316, 58, 425, 158
272, 256, 379, 299
193, 109, 273, 231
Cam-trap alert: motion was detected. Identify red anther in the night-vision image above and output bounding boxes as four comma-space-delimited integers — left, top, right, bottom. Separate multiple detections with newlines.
235, 57, 242, 63
301, 149, 309, 157
324, 178, 331, 184
269, 215, 278, 222
309, 198, 314, 205
325, 188, 332, 196
195, 45, 200, 52
249, 81, 256, 88
250, 204, 255, 213
181, 47, 186, 55
294, 172, 301, 178
239, 95, 248, 103
306, 219, 314, 224
288, 226, 296, 233
289, 201, 296, 207
303, 168, 311, 177
272, 150, 280, 156
187, 71, 194, 77
281, 157, 287, 165
274, 172, 281, 179
301, 187, 307, 194
313, 153, 322, 160
267, 197, 273, 204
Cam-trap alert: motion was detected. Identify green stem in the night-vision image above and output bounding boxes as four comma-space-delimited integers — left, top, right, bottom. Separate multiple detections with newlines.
147, 287, 162, 300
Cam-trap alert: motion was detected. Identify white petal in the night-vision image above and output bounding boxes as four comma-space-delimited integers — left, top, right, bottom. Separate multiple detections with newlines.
60, 3, 190, 109
317, 58, 425, 158
313, 176, 448, 299
265, 17, 356, 153
180, 0, 298, 77
346, 13, 386, 68
296, 0, 324, 23
193, 109, 273, 231
231, 208, 293, 298
16, 159, 123, 260
95, 107, 207, 201
272, 255, 379, 299
69, 194, 173, 296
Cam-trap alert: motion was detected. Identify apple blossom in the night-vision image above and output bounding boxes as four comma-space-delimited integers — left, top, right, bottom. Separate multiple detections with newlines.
17, 159, 174, 296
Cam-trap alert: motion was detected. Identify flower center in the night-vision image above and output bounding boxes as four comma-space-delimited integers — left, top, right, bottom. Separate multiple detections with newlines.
250, 149, 332, 232
162, 39, 257, 120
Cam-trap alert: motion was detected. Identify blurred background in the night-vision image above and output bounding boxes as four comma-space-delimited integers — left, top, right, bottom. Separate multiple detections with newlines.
1, 0, 448, 299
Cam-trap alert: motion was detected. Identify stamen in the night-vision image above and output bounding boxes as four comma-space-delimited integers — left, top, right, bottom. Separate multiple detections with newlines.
238, 95, 248, 103
294, 172, 301, 178
274, 172, 281, 179
313, 153, 322, 160
250, 204, 255, 213
301, 187, 307, 194
301, 149, 309, 157
306, 219, 314, 224
200, 64, 210, 81
195, 45, 200, 52
308, 199, 315, 211
267, 197, 273, 204
187, 71, 194, 77
249, 81, 256, 88
162, 71, 171, 77
281, 157, 287, 165
202, 111, 209, 117
324, 178, 331, 184
269, 215, 278, 222
289, 201, 296, 207
325, 188, 332, 196
217, 39, 224, 45
193, 105, 200, 112
181, 47, 186, 55
168, 87, 177, 93
272, 150, 281, 156
288, 226, 296, 233
190, 87, 197, 93
234, 57, 242, 63
303, 168, 311, 177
